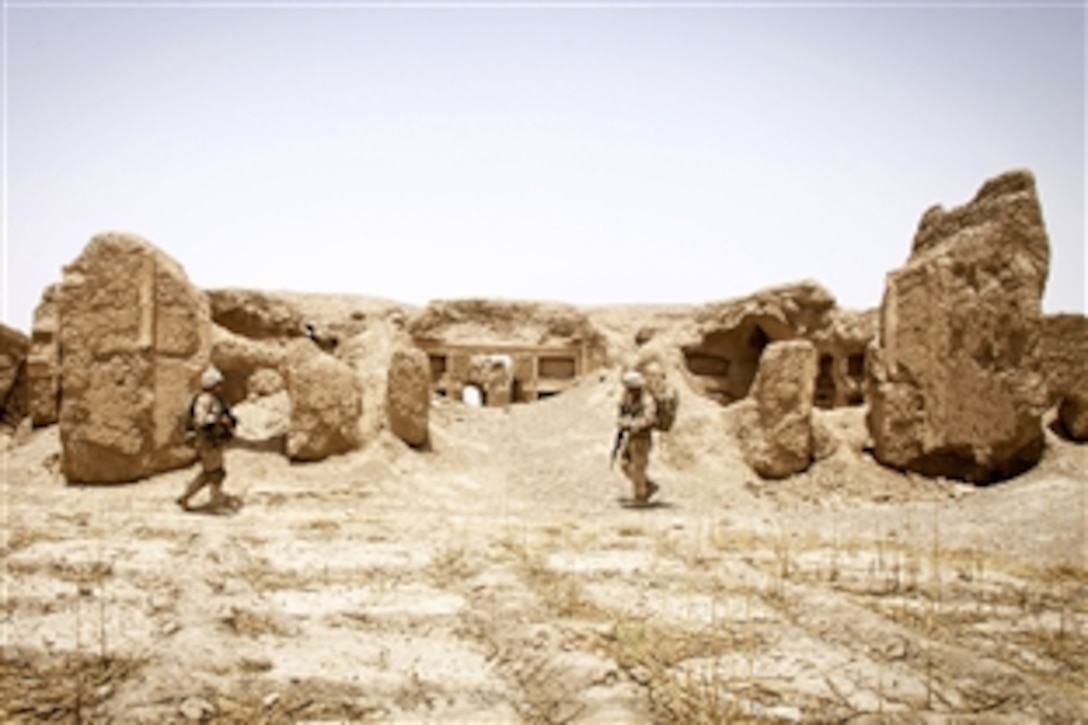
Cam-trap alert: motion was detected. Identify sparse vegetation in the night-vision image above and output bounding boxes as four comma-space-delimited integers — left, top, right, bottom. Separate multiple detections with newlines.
0, 649, 143, 724
2, 362, 1085, 722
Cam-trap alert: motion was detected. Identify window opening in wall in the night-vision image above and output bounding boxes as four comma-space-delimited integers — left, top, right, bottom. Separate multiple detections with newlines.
685, 354, 730, 377
748, 325, 770, 351
538, 356, 576, 379
429, 355, 448, 382
847, 352, 865, 379
815, 354, 836, 409
462, 384, 484, 407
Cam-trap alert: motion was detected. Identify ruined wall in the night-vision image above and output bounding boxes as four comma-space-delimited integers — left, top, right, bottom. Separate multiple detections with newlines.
1038, 314, 1087, 406
809, 308, 878, 409
0, 323, 28, 427
867, 170, 1050, 483
735, 340, 820, 479
681, 316, 792, 405
284, 339, 363, 461
209, 324, 288, 404
207, 288, 305, 341
420, 343, 585, 405
387, 345, 430, 447
1039, 313, 1088, 440
58, 232, 212, 483
677, 281, 874, 408
410, 299, 607, 406
27, 285, 61, 427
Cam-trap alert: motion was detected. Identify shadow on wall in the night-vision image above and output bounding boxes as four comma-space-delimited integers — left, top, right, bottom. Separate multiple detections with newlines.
230, 433, 286, 456
814, 350, 867, 409
681, 316, 791, 405
683, 315, 869, 410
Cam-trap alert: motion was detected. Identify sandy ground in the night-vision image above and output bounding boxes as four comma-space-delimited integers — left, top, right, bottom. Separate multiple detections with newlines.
1, 375, 1085, 724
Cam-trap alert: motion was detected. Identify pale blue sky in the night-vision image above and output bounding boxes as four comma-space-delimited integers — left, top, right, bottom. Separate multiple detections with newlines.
2, 1, 1084, 332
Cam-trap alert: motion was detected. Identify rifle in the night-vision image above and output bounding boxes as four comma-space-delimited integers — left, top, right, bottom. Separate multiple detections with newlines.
184, 393, 237, 445
208, 397, 237, 443
218, 404, 238, 442
610, 428, 627, 469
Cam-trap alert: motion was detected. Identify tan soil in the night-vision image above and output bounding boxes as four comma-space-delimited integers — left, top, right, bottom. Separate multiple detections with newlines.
2, 372, 1085, 723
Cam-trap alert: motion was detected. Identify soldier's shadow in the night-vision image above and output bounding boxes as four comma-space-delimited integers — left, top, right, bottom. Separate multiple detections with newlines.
616, 497, 675, 510
227, 433, 285, 455
184, 495, 244, 516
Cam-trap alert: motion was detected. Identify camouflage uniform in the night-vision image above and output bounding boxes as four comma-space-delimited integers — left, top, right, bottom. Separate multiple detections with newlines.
178, 383, 234, 510
617, 380, 658, 503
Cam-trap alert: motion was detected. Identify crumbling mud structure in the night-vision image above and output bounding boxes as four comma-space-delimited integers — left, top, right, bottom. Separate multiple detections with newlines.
418, 343, 587, 405
0, 323, 28, 427
3, 168, 1087, 725
675, 282, 875, 410
409, 300, 609, 407
1, 168, 1083, 488
867, 170, 1052, 483
27, 285, 61, 427
1039, 313, 1088, 440
734, 339, 821, 479
56, 233, 213, 483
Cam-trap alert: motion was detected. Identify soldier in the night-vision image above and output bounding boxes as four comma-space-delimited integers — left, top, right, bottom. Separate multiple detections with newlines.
177, 366, 237, 512
616, 370, 659, 505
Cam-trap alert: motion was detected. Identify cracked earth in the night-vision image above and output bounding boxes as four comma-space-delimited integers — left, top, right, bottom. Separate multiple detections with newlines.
2, 377, 1085, 723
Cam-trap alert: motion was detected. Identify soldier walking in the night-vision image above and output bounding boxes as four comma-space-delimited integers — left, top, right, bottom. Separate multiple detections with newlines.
177, 366, 237, 512
616, 370, 659, 505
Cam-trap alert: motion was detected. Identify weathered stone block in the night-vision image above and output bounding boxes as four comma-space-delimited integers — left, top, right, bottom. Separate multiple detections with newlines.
0, 323, 28, 425
285, 339, 362, 461
867, 170, 1050, 482
58, 232, 211, 483
737, 340, 818, 479
28, 285, 61, 426
1058, 394, 1088, 441
1039, 313, 1088, 440
386, 345, 430, 447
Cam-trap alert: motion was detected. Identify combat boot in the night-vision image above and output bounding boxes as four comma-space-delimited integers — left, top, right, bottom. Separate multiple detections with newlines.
646, 480, 659, 501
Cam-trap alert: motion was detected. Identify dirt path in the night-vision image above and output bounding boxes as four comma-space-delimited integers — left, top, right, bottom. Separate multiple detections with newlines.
2, 384, 1085, 723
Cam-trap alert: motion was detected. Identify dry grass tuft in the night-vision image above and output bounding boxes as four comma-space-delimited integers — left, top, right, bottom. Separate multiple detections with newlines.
503, 540, 605, 621
212, 678, 383, 722
297, 518, 342, 537
603, 619, 779, 724
1, 527, 64, 557
0, 648, 142, 723
426, 543, 483, 588
221, 606, 293, 638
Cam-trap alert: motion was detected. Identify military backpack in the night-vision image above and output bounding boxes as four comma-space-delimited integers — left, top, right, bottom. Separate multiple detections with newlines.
651, 384, 679, 432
